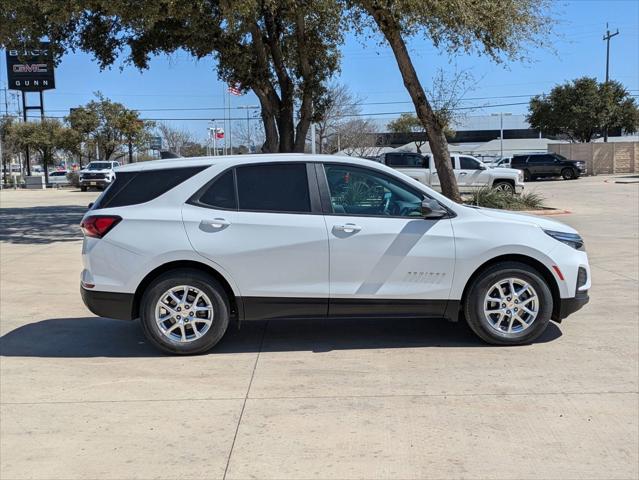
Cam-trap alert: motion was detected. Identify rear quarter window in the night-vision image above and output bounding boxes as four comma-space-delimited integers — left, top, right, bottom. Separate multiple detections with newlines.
93, 166, 206, 209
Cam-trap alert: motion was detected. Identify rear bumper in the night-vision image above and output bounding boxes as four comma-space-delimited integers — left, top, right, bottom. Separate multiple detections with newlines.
81, 286, 135, 320
555, 290, 589, 321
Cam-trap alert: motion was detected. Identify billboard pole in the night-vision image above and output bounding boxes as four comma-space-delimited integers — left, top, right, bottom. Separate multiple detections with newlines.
21, 91, 31, 176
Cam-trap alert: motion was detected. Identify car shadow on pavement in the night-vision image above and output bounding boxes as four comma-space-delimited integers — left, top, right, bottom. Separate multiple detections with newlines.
0, 205, 87, 244
0, 316, 562, 358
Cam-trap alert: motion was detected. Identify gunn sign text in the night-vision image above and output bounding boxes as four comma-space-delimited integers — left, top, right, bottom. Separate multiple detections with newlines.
5, 44, 55, 91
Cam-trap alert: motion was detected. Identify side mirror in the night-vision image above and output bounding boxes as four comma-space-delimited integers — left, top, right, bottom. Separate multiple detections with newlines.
421, 198, 447, 219
478, 164, 487, 170
87, 202, 94, 209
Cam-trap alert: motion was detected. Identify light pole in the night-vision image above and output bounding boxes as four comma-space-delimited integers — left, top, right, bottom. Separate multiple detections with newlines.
491, 112, 512, 159
237, 105, 259, 152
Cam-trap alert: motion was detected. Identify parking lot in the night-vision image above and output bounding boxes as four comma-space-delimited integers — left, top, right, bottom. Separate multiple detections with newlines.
0, 176, 637, 479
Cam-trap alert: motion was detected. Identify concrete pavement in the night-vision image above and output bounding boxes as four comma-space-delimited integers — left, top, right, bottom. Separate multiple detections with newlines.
0, 177, 637, 479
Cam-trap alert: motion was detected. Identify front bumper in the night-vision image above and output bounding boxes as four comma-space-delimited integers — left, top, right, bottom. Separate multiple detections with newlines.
81, 285, 135, 320
80, 178, 111, 186
555, 290, 589, 321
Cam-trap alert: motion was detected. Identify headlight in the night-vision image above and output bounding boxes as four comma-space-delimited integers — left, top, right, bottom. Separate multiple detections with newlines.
518, 171, 524, 182
544, 229, 585, 250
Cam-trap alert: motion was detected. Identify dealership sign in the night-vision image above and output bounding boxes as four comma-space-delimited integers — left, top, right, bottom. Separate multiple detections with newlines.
5, 43, 55, 91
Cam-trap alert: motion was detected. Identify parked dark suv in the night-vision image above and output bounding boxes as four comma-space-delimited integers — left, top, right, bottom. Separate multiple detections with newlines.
511, 153, 585, 181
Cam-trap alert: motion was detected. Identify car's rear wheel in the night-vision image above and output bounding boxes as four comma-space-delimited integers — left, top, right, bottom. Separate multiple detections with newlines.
80, 186, 87, 192
464, 262, 553, 345
493, 181, 515, 194
562, 168, 576, 180
140, 269, 230, 355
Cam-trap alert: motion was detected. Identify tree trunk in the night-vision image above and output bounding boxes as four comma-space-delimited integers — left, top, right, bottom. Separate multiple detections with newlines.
128, 141, 133, 163
43, 150, 50, 186
366, 5, 461, 203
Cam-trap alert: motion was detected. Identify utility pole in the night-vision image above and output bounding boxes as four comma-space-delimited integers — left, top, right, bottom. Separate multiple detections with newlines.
603, 23, 619, 142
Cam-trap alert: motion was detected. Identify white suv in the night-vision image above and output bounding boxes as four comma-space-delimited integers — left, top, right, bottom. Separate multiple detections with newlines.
80, 154, 590, 354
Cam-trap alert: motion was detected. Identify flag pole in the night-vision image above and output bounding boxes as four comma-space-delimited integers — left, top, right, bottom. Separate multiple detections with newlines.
228, 88, 233, 154
222, 84, 227, 155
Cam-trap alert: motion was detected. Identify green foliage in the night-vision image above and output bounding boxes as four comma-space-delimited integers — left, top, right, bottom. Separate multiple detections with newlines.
66, 171, 80, 187
388, 113, 423, 134
349, 0, 553, 62
466, 188, 546, 211
0, 1, 344, 153
66, 93, 153, 160
7, 119, 79, 181
528, 77, 639, 142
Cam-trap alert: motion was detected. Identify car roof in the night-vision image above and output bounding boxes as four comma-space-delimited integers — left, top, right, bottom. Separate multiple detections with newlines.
115, 153, 382, 173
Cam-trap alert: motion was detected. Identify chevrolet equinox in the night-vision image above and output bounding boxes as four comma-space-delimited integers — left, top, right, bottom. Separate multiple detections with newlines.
80, 154, 590, 354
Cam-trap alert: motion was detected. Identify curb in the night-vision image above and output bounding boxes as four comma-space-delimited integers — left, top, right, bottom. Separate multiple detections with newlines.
518, 208, 572, 216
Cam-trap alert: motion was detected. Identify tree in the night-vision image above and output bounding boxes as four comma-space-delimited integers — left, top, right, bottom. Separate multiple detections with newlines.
349, 0, 553, 202
388, 69, 479, 152
181, 141, 208, 157
67, 93, 152, 162
157, 123, 193, 156
0, 1, 343, 153
66, 105, 100, 167
387, 113, 427, 153
528, 77, 639, 143
8, 119, 79, 185
314, 84, 363, 153
1, 116, 19, 184
333, 118, 379, 157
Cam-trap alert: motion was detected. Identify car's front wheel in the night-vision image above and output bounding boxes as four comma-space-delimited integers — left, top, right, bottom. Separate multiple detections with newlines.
464, 262, 553, 345
493, 181, 515, 194
140, 269, 230, 355
562, 168, 576, 180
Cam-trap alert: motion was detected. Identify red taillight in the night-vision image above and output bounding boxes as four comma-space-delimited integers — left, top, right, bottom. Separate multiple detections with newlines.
80, 215, 121, 238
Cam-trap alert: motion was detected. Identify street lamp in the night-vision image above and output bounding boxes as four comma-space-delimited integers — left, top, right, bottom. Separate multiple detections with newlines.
491, 112, 512, 158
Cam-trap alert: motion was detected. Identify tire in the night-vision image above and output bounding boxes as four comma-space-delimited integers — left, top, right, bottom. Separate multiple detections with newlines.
561, 168, 576, 180
492, 181, 515, 194
523, 169, 532, 182
80, 186, 87, 192
464, 261, 553, 346
139, 269, 230, 355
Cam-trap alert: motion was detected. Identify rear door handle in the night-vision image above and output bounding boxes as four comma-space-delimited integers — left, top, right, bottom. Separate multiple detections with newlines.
200, 218, 230, 230
333, 223, 362, 234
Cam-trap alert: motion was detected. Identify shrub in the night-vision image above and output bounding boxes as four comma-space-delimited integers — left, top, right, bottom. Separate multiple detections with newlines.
465, 188, 545, 211
66, 171, 80, 187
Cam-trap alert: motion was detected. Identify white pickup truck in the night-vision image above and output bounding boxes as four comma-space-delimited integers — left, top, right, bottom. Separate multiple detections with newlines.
378, 152, 524, 194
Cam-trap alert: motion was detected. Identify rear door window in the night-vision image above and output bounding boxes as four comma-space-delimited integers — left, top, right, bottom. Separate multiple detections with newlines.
236, 163, 311, 213
196, 170, 237, 210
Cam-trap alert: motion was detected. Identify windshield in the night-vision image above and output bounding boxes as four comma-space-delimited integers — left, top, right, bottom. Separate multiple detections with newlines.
87, 162, 112, 170
554, 154, 568, 161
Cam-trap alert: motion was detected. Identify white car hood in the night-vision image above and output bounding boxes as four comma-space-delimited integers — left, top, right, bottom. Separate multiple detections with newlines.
473, 207, 578, 234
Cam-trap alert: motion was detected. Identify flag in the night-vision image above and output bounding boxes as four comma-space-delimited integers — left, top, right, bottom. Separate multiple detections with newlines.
227, 84, 242, 96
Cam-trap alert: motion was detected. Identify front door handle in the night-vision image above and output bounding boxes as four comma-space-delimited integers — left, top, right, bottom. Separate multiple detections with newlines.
459, 172, 468, 175
200, 218, 230, 230
333, 223, 362, 234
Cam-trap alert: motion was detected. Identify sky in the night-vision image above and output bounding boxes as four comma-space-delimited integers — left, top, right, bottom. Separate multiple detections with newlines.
1, 0, 638, 143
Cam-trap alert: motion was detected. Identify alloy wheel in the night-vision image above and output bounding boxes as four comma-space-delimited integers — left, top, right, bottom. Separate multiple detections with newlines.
155, 285, 214, 342
483, 278, 539, 335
